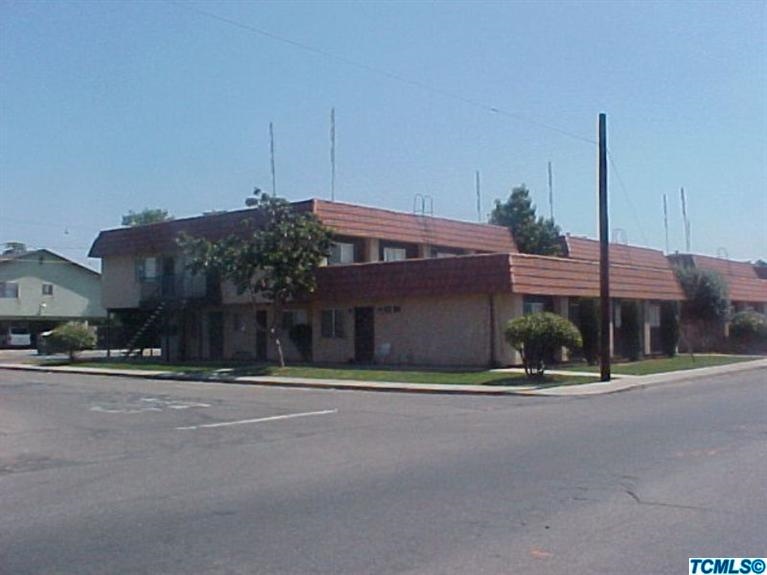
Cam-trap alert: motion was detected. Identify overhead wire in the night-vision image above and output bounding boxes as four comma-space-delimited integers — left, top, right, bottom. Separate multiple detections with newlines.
166, 1, 597, 146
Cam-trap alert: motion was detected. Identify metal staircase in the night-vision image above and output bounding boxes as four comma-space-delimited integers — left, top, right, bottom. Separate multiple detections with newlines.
124, 302, 166, 358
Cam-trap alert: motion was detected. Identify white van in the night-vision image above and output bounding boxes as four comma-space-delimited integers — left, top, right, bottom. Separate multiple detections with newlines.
2, 327, 32, 347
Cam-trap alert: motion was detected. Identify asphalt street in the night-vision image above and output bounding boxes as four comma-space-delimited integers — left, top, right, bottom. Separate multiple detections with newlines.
1, 367, 765, 574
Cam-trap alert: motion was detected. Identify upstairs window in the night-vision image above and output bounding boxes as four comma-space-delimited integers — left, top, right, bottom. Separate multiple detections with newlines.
135, 257, 158, 281
42, 283, 54, 296
0, 282, 19, 298
328, 242, 355, 265
383, 247, 407, 262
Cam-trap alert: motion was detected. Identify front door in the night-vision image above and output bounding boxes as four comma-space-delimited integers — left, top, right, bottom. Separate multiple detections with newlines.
208, 312, 224, 360
354, 307, 375, 363
255, 310, 268, 361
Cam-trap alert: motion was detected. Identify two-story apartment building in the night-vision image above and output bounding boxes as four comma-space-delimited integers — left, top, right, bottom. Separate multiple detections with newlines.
89, 199, 684, 366
0, 249, 106, 346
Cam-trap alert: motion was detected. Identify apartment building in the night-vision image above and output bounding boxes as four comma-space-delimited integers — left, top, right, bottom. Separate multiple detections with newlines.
89, 199, 685, 366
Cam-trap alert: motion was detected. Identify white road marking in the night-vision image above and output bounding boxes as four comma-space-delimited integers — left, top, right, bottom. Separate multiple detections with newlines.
176, 409, 338, 431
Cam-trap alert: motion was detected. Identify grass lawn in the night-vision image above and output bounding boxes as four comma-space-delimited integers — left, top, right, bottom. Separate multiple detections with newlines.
561, 354, 759, 376
61, 359, 596, 387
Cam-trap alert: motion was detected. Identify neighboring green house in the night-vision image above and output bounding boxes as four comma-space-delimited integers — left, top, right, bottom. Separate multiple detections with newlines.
0, 249, 106, 347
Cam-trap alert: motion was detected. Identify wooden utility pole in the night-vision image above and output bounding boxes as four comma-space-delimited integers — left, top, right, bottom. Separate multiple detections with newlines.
598, 113, 611, 382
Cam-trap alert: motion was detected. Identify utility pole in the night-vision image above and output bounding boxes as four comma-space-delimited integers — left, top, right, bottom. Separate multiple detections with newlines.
598, 113, 611, 382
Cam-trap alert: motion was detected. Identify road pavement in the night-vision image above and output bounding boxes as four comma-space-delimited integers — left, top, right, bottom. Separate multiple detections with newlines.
1, 368, 765, 574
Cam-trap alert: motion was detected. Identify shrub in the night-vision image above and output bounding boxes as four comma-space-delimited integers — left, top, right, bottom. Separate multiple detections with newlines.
288, 323, 313, 362
577, 298, 600, 365
675, 266, 730, 353
729, 311, 767, 352
46, 322, 97, 360
620, 301, 641, 361
660, 301, 679, 357
505, 312, 583, 377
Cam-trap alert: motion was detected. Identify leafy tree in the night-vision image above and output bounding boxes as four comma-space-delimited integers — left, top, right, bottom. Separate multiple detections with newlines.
490, 185, 562, 255
505, 312, 582, 377
674, 266, 730, 353
46, 321, 97, 361
729, 311, 767, 353
122, 208, 173, 227
2, 242, 27, 255
180, 189, 332, 367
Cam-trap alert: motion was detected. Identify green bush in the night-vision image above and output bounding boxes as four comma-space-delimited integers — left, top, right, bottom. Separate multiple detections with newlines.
577, 298, 600, 365
621, 301, 641, 361
660, 301, 679, 357
729, 311, 767, 352
505, 312, 583, 377
675, 266, 730, 323
46, 322, 97, 360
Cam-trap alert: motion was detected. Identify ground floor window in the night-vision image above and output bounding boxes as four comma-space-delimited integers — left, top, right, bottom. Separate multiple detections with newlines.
321, 309, 345, 338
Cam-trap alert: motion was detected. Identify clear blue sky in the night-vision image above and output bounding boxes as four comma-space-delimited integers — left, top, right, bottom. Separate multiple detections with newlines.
1, 0, 765, 269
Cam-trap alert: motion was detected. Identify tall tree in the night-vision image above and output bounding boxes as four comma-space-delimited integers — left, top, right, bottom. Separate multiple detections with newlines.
122, 208, 172, 227
180, 190, 332, 367
490, 185, 562, 255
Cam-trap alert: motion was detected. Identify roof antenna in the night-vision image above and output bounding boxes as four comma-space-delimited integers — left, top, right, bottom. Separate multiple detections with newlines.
475, 170, 481, 222
269, 122, 276, 196
547, 161, 554, 220
330, 107, 336, 202
680, 187, 691, 252
612, 228, 628, 244
663, 193, 669, 254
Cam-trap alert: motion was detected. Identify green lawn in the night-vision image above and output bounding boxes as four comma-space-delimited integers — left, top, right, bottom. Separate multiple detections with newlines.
561, 354, 759, 376
62, 359, 595, 387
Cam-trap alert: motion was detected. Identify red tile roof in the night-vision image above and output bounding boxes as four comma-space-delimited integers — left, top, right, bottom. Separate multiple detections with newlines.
314, 250, 684, 302
89, 199, 516, 258
311, 200, 517, 253
669, 254, 767, 303
509, 254, 684, 301
314, 253, 513, 301
563, 235, 670, 269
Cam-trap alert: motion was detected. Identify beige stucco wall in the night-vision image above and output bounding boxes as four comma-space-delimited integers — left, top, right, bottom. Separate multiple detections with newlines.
101, 256, 140, 309
313, 294, 513, 367
218, 305, 305, 362
0, 253, 105, 320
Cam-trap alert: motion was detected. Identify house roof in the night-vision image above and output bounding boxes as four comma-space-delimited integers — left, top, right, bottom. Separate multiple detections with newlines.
668, 254, 767, 303
0, 249, 100, 276
315, 253, 513, 301
311, 199, 517, 253
509, 253, 684, 301
89, 198, 517, 258
314, 250, 684, 302
562, 235, 670, 269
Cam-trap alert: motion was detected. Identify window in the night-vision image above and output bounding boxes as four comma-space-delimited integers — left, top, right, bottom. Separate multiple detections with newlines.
0, 282, 19, 298
321, 309, 345, 338
232, 313, 246, 333
328, 242, 355, 265
524, 301, 545, 315
135, 257, 158, 281
282, 309, 308, 331
42, 283, 54, 296
383, 247, 407, 262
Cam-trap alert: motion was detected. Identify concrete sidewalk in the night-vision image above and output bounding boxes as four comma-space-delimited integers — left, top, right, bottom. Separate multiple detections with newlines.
1, 358, 765, 396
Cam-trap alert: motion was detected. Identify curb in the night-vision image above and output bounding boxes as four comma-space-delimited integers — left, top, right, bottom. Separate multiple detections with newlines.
2, 358, 765, 397
0, 364, 533, 396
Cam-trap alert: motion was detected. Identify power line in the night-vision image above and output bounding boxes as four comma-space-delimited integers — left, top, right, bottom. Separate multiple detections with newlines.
167, 1, 597, 146
606, 150, 650, 247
